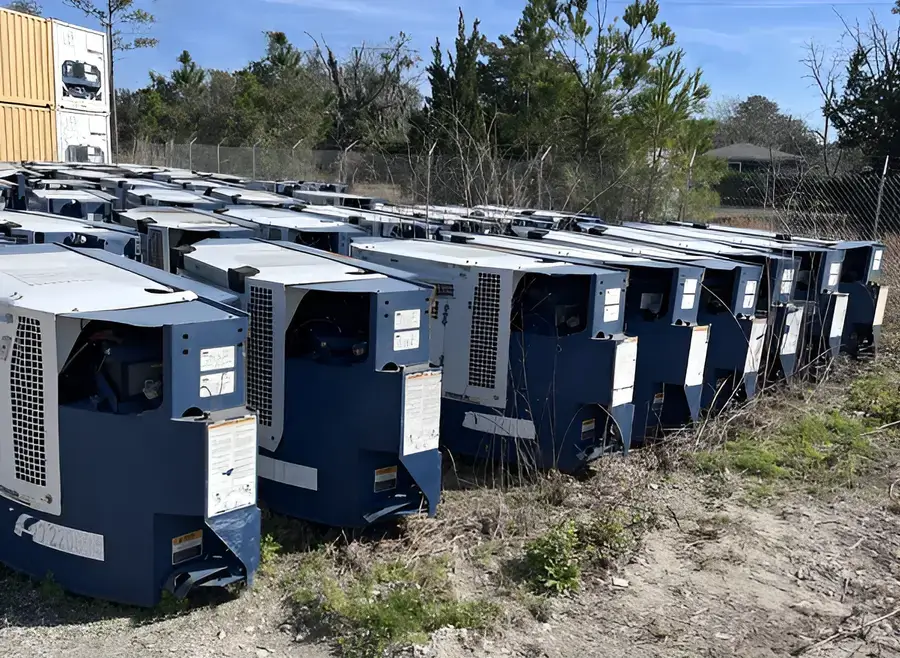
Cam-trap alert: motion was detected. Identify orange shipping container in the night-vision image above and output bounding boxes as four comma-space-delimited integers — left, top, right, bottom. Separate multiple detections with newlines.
0, 8, 54, 108
0, 102, 56, 161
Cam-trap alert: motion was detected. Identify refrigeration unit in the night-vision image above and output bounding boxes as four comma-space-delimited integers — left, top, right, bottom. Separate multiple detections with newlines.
570, 221, 807, 384
124, 188, 226, 211
625, 222, 847, 370
292, 189, 379, 210
206, 187, 300, 208
665, 222, 888, 359
351, 236, 637, 469
216, 206, 366, 254
114, 207, 253, 273
57, 110, 111, 165
26, 188, 115, 222
178, 238, 443, 527
302, 205, 439, 239
531, 229, 765, 409
423, 233, 710, 446
51, 20, 108, 113
0, 244, 260, 606
0, 209, 140, 257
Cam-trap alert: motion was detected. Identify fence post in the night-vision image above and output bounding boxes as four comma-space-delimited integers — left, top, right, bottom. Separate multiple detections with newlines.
188, 137, 198, 171
538, 145, 552, 210
292, 139, 304, 178
873, 155, 890, 240
425, 141, 437, 237
217, 139, 225, 174
252, 141, 261, 179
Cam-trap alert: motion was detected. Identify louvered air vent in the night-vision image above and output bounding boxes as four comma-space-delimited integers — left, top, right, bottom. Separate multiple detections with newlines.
248, 286, 274, 427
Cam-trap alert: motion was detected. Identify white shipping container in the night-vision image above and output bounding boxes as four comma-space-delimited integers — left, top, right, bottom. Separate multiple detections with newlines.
57, 109, 110, 164
51, 19, 108, 114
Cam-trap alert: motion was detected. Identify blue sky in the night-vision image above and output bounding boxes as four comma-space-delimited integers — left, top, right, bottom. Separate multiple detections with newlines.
44, 0, 898, 127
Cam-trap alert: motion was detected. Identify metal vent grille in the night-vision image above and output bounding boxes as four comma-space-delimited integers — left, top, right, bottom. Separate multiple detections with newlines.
467, 272, 501, 389
435, 283, 455, 297
248, 286, 274, 427
10, 317, 46, 487
147, 229, 164, 269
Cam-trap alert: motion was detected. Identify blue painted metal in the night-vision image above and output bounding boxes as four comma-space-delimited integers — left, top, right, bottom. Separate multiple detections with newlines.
180, 239, 442, 528
665, 222, 887, 359
0, 245, 260, 607
624, 222, 846, 369
540, 228, 766, 410
434, 233, 708, 447
351, 236, 637, 468
0, 209, 140, 258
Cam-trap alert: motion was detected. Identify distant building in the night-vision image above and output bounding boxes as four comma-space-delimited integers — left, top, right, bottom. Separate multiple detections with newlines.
703, 143, 803, 172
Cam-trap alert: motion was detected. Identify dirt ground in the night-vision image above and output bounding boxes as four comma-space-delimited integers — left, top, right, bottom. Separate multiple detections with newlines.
1, 372, 898, 658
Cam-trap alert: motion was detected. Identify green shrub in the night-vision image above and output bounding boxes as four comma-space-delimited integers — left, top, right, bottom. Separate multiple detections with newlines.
847, 374, 900, 424
523, 521, 581, 595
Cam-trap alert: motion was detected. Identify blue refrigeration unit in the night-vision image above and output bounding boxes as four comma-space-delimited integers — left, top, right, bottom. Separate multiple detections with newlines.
179, 238, 443, 528
351, 236, 638, 468
0, 244, 260, 606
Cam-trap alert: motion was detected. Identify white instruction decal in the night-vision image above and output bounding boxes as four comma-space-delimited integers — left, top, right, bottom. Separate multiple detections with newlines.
394, 330, 420, 351
744, 318, 768, 374
830, 262, 842, 275
780, 307, 804, 356
874, 286, 890, 327
604, 304, 620, 323
402, 370, 442, 456
200, 371, 235, 398
394, 309, 421, 331
207, 416, 258, 517
200, 346, 235, 372
605, 288, 622, 307
745, 280, 758, 296
686, 326, 710, 387
612, 337, 638, 407
873, 250, 883, 272
681, 293, 696, 310
13, 515, 104, 562
743, 294, 756, 309
830, 294, 849, 339
780, 268, 795, 295
828, 274, 840, 288
684, 278, 699, 295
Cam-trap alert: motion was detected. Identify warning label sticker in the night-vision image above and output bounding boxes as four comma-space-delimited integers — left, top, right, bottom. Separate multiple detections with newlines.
172, 530, 203, 565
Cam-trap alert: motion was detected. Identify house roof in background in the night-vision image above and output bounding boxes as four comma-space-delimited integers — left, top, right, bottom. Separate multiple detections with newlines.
703, 143, 802, 162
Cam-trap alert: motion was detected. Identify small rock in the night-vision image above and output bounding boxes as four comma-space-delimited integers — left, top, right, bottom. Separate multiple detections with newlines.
715, 633, 734, 641
138, 633, 160, 647
796, 568, 809, 581
279, 624, 292, 634
245, 627, 256, 634
612, 578, 630, 589
256, 649, 270, 658
649, 483, 659, 490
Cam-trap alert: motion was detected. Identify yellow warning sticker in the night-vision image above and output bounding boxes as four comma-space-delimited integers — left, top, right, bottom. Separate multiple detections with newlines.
171, 530, 203, 565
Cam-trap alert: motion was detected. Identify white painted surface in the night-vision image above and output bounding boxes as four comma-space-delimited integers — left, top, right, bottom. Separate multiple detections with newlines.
0, 249, 196, 314
829, 293, 850, 339
402, 370, 442, 456
257, 455, 318, 491
13, 514, 104, 561
612, 337, 638, 407
57, 109, 110, 164
744, 318, 768, 374
462, 412, 536, 440
685, 326, 710, 387
781, 306, 804, 355
200, 346, 235, 372
206, 416, 257, 517
51, 20, 108, 113
874, 286, 890, 327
